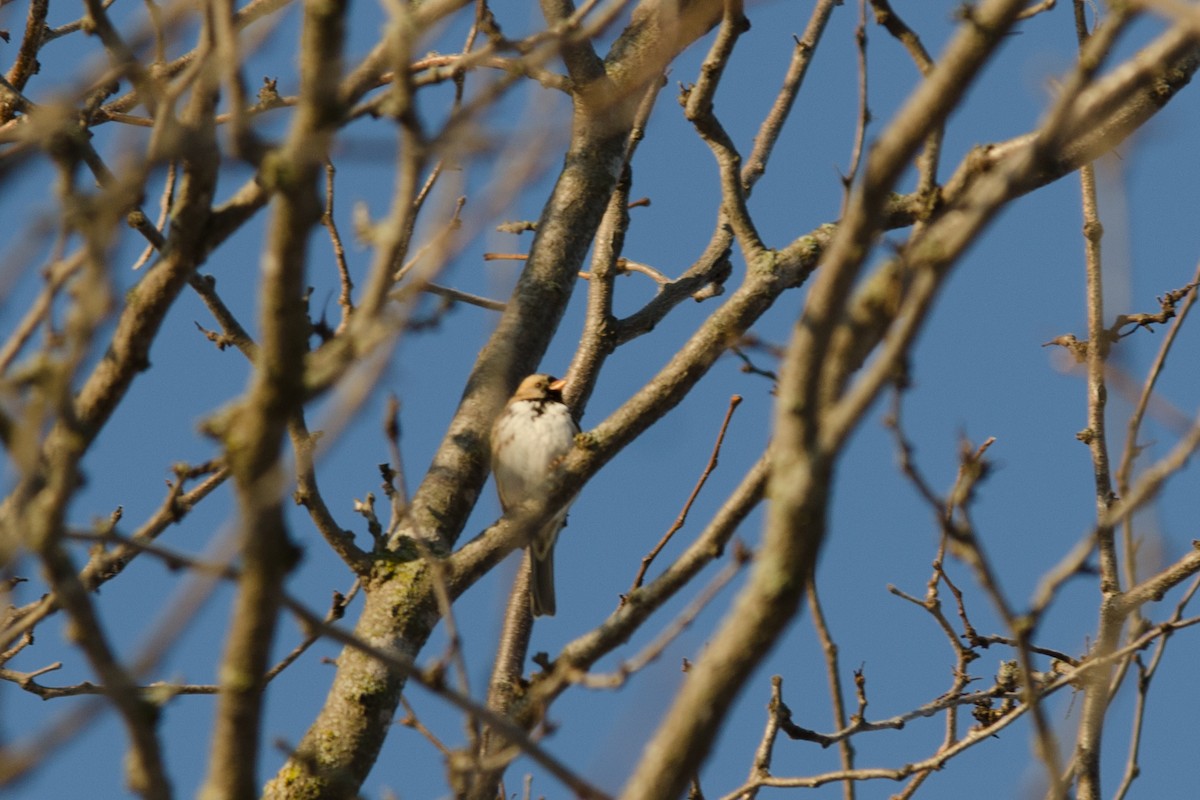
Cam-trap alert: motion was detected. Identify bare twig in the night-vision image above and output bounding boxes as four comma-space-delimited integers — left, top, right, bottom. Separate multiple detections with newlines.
630, 395, 742, 591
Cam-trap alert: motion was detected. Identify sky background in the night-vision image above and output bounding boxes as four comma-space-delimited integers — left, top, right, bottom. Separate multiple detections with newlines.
3, 1, 1200, 798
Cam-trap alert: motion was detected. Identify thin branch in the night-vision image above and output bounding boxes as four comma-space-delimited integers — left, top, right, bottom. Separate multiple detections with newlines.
840, 0, 870, 215
807, 581, 856, 800
630, 395, 742, 591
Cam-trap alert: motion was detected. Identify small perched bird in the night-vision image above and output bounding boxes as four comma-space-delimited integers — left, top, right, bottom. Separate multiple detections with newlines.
491, 373, 579, 616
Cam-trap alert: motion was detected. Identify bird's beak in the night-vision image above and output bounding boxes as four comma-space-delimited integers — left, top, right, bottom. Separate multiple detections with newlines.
548, 378, 567, 393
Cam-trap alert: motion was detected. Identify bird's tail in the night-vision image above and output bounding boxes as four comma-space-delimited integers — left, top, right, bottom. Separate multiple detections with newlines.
529, 538, 556, 617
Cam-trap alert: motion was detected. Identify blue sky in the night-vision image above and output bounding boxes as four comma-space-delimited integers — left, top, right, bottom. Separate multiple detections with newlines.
3, 2, 1200, 798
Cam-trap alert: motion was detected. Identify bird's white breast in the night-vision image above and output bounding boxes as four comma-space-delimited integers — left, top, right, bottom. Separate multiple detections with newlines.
492, 401, 578, 504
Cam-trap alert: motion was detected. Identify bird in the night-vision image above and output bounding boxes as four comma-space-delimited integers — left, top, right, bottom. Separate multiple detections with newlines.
491, 373, 579, 616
